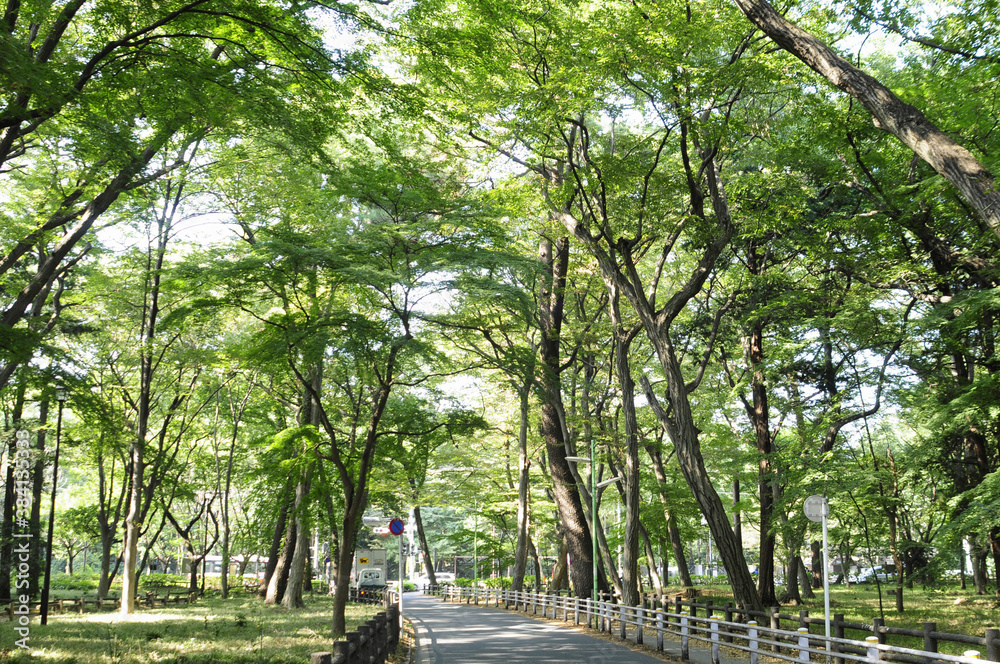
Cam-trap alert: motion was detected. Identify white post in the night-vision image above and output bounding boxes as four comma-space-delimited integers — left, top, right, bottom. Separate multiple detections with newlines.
681, 611, 690, 661
822, 509, 831, 643
866, 636, 881, 662
712, 621, 721, 664
749, 620, 759, 664
657, 610, 664, 651
799, 627, 811, 663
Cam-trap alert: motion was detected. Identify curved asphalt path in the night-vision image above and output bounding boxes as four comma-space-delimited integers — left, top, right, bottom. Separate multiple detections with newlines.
405, 592, 671, 664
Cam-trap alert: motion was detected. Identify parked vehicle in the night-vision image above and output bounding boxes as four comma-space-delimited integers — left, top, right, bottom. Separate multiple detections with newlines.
853, 565, 895, 583
352, 549, 387, 596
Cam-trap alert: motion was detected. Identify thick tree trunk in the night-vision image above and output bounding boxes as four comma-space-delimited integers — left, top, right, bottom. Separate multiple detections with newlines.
281, 472, 312, 609
538, 235, 601, 599
265, 519, 296, 605
731, 0, 1000, 242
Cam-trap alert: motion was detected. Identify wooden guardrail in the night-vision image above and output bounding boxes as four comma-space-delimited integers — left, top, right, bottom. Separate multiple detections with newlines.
310, 604, 400, 664
425, 585, 999, 664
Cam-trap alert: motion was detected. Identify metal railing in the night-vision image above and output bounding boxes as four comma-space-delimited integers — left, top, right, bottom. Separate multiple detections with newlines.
424, 585, 999, 664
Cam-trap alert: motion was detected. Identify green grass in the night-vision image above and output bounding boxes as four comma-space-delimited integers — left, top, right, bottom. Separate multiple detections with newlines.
0, 594, 381, 664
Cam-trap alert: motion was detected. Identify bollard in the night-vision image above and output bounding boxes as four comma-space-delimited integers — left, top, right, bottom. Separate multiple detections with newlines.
574, 596, 580, 626
866, 636, 881, 662
681, 611, 690, 662
620, 604, 627, 640
963, 651, 980, 660
712, 621, 720, 664
657, 609, 664, 651
798, 626, 810, 663
748, 621, 759, 664
637, 606, 644, 645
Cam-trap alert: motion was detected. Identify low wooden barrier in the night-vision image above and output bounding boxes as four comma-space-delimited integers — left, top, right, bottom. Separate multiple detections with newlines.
310, 605, 400, 664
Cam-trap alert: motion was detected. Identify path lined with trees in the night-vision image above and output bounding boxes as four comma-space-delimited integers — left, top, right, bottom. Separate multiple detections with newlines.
1, 0, 999, 652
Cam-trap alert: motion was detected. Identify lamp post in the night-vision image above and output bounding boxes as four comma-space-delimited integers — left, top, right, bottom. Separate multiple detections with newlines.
567, 442, 621, 609
41, 382, 67, 625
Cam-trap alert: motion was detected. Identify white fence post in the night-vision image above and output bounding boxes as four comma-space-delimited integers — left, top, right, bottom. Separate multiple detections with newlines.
798, 627, 810, 663
866, 636, 881, 662
712, 620, 721, 664
637, 606, 644, 645
620, 603, 627, 640
749, 620, 759, 664
681, 611, 690, 661
656, 609, 664, 652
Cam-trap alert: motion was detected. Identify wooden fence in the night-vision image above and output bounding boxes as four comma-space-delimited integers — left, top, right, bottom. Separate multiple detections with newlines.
3, 589, 198, 619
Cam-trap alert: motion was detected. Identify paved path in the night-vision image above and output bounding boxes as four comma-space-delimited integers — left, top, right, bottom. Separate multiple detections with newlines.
405, 592, 686, 664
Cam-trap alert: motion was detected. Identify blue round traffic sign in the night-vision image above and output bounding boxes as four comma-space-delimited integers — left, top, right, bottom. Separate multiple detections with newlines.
389, 518, 405, 535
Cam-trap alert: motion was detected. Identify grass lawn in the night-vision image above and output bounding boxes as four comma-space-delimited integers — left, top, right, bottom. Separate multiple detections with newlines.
1, 594, 383, 664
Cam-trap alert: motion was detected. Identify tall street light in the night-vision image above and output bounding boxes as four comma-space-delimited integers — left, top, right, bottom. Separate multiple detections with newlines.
41, 382, 67, 625
567, 441, 621, 608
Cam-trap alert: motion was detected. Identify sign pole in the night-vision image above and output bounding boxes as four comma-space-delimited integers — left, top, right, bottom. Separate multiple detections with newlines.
822, 506, 831, 643
389, 517, 406, 628
804, 494, 831, 653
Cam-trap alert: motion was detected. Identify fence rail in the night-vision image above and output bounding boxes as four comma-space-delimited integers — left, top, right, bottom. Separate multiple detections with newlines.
424, 585, 999, 664
310, 604, 400, 664
3, 591, 198, 619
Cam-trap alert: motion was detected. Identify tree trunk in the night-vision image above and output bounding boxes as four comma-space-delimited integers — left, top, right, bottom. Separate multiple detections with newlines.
743, 244, 777, 606
28, 399, 48, 600
538, 235, 601, 599
265, 519, 296, 605
260, 493, 291, 595
797, 556, 815, 598
0, 379, 28, 603
412, 503, 437, 585
646, 445, 694, 587
511, 383, 532, 593
640, 523, 664, 598
731, 0, 1000, 242
281, 472, 313, 609
811, 541, 822, 589
609, 285, 642, 607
